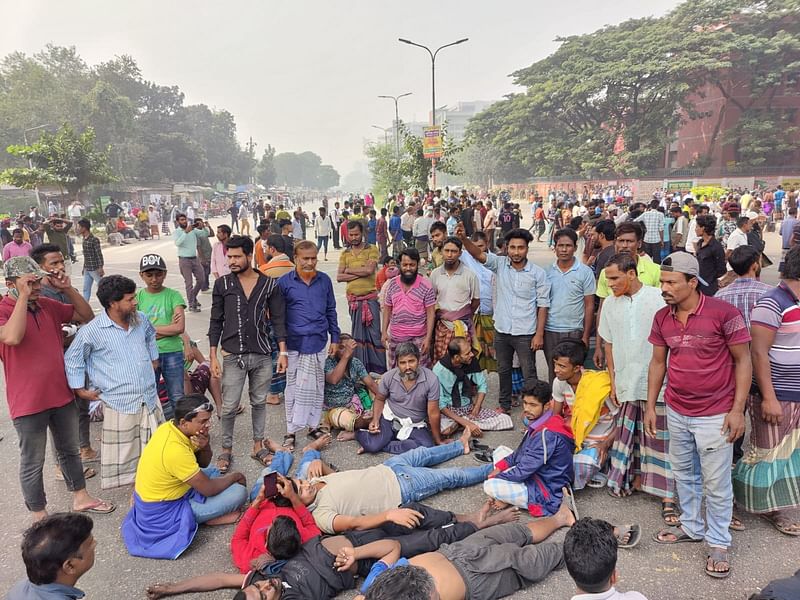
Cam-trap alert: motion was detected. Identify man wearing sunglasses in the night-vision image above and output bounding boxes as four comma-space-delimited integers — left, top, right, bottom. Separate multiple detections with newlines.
123, 394, 248, 559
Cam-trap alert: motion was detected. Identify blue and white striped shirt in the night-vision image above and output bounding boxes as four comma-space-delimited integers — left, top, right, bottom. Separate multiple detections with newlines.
65, 311, 160, 414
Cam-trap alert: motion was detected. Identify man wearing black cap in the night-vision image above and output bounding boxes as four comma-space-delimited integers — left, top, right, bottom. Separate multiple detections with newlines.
138, 254, 187, 420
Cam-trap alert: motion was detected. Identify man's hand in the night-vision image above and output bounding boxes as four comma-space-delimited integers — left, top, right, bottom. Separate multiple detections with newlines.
466, 421, 483, 438
97, 268, 105, 277
420, 337, 430, 355
342, 338, 357, 356
276, 354, 288, 374
644, 406, 658, 437
47, 271, 72, 290
722, 410, 746, 443
761, 397, 783, 426
609, 384, 620, 407
531, 333, 544, 352
328, 342, 339, 358
333, 546, 356, 572
230, 471, 247, 487
593, 345, 605, 369
487, 467, 500, 479
250, 552, 272, 571
581, 334, 591, 349
468, 404, 482, 420
454, 223, 466, 240
381, 331, 390, 348
14, 274, 36, 301
385, 508, 424, 529
251, 480, 267, 509
276, 473, 300, 501
190, 431, 210, 451
209, 355, 222, 378
75, 388, 100, 402
368, 419, 381, 434
172, 311, 184, 324
306, 459, 325, 479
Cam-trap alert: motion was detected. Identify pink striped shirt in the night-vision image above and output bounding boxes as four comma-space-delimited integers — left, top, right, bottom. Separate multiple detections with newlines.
385, 275, 436, 339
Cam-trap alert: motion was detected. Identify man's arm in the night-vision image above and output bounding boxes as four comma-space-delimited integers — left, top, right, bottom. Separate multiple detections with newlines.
423, 304, 436, 355
723, 342, 751, 442
336, 260, 360, 282
185, 468, 246, 497
532, 306, 548, 351
0, 276, 35, 345
455, 224, 487, 263
643, 345, 668, 436
604, 341, 618, 405
751, 324, 782, 424
331, 507, 423, 533
155, 305, 185, 338
582, 294, 595, 346
428, 401, 444, 445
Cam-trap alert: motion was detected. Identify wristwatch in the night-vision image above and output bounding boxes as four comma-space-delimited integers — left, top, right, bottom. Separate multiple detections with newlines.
279, 351, 289, 357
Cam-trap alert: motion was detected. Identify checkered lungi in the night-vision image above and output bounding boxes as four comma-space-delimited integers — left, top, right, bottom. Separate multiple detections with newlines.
440, 406, 513, 434
482, 446, 529, 509
101, 403, 164, 490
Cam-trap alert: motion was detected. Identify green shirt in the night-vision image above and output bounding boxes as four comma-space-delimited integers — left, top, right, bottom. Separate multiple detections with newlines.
136, 287, 186, 353
173, 226, 208, 258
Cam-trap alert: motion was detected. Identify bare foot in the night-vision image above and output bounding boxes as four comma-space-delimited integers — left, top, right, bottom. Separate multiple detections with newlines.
264, 438, 282, 454
465, 499, 494, 525
302, 433, 332, 453
490, 498, 512, 513
336, 431, 356, 442
357, 446, 366, 455
460, 428, 472, 455
555, 491, 577, 528
480, 506, 520, 528
146, 583, 174, 600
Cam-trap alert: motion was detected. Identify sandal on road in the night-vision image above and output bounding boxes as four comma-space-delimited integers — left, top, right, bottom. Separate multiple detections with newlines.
473, 450, 493, 464
469, 439, 491, 452
653, 527, 703, 545
251, 448, 272, 466
616, 524, 642, 549
762, 513, 800, 536
75, 499, 116, 514
306, 427, 329, 440
705, 547, 731, 579
661, 500, 681, 526
216, 451, 233, 474
730, 514, 746, 532
282, 434, 296, 451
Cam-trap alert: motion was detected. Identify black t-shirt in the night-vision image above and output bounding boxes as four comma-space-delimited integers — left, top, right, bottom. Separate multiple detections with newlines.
499, 209, 515, 232
593, 245, 616, 278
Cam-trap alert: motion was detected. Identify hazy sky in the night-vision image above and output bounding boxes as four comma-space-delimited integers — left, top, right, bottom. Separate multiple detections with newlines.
4, 0, 682, 175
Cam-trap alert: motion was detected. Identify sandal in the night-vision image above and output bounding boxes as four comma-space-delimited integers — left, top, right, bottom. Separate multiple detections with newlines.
608, 487, 635, 499
216, 451, 233, 474
75, 499, 116, 514
282, 434, 296, 451
473, 450, 493, 464
616, 524, 642, 549
307, 427, 329, 440
469, 439, 491, 452
653, 527, 703, 545
251, 448, 272, 466
705, 547, 731, 579
730, 514, 746, 532
761, 513, 800, 536
661, 500, 681, 526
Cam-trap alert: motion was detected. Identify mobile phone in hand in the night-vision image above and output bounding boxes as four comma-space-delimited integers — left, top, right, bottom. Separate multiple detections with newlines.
262, 472, 279, 499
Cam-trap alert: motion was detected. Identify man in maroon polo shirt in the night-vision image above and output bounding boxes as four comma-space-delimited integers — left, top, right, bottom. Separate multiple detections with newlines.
645, 252, 751, 580
0, 256, 114, 521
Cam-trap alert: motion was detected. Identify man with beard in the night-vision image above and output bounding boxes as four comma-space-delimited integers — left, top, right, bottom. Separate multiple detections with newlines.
381, 249, 436, 369
278, 241, 341, 446
598, 254, 676, 521
209, 236, 287, 470
457, 226, 550, 415
356, 342, 443, 454
65, 275, 164, 490
337, 221, 386, 375
429, 237, 480, 363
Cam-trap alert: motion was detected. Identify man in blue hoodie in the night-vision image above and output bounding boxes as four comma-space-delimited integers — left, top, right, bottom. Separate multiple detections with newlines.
483, 379, 575, 516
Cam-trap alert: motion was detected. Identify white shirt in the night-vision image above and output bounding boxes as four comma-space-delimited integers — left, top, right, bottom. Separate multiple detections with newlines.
685, 217, 700, 253
726, 228, 748, 252
314, 214, 333, 237
413, 216, 434, 238
571, 588, 648, 600
68, 203, 83, 218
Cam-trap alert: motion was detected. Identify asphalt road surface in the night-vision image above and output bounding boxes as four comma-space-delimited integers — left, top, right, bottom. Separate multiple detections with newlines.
0, 208, 795, 600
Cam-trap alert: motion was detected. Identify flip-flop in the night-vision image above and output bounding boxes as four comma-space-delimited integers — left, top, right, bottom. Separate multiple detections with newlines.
469, 439, 491, 452
730, 514, 746, 532
473, 450, 493, 464
282, 434, 296, 451
216, 451, 233, 474
661, 500, 681, 526
75, 499, 116, 514
705, 548, 731, 579
761, 514, 800, 536
616, 524, 642, 549
251, 448, 272, 466
652, 527, 703, 544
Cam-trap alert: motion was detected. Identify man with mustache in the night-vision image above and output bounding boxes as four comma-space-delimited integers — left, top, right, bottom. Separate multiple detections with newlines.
66, 275, 164, 491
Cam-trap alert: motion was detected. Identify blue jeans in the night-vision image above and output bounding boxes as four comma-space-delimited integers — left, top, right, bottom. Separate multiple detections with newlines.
316, 236, 329, 254
155, 351, 185, 420
385, 441, 492, 504
189, 466, 248, 524
249, 449, 320, 501
82, 270, 102, 301
667, 406, 733, 548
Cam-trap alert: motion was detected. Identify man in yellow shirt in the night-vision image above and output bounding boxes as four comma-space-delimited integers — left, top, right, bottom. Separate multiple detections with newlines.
122, 394, 248, 559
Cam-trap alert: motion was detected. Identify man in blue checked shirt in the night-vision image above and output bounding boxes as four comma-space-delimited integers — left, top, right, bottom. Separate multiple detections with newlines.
65, 275, 164, 490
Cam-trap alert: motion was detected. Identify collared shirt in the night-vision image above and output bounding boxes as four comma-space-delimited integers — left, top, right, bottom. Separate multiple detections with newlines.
7, 579, 85, 600
81, 234, 104, 271
378, 366, 440, 422
277, 270, 340, 354
2, 241, 32, 261
65, 310, 160, 414
726, 228, 748, 252
210, 241, 230, 277
715, 278, 772, 329
751, 281, 800, 402
384, 275, 437, 339
598, 285, 665, 402
649, 293, 750, 417
173, 226, 208, 258
339, 244, 379, 296
461, 251, 494, 314
429, 262, 479, 313
484, 252, 550, 335
596, 257, 660, 299
208, 272, 287, 355
545, 259, 596, 332
634, 210, 666, 243
0, 297, 74, 419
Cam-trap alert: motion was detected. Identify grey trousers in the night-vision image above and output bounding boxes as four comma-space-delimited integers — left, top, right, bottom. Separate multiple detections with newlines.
543, 329, 584, 383
13, 401, 86, 512
220, 353, 272, 449
494, 332, 537, 411
438, 523, 564, 600
178, 256, 204, 308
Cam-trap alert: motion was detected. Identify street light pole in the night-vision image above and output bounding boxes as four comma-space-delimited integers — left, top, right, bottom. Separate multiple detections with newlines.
398, 37, 468, 189
23, 124, 52, 209
371, 125, 391, 145
378, 92, 412, 161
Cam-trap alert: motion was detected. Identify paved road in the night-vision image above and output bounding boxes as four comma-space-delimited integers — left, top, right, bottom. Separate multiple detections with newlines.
0, 209, 794, 600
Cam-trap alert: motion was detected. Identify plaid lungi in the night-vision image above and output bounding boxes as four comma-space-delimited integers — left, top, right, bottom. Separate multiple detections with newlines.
284, 350, 326, 434
607, 400, 674, 499
433, 319, 473, 364
511, 368, 524, 395
474, 314, 497, 373
573, 447, 604, 491
483, 446, 528, 509
733, 393, 800, 514
101, 403, 164, 490
440, 406, 513, 434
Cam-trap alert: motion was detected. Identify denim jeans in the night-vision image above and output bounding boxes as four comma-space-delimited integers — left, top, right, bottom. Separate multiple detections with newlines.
12, 401, 85, 511
189, 466, 248, 524
248, 449, 320, 501
154, 351, 185, 420
494, 332, 537, 411
220, 353, 272, 449
82, 269, 103, 301
316, 236, 329, 254
667, 406, 733, 548
385, 441, 492, 504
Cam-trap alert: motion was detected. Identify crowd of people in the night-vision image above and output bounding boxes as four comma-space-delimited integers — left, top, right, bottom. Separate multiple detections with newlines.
2, 184, 799, 600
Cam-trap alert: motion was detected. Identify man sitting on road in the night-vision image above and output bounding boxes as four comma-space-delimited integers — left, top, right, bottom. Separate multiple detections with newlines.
433, 337, 513, 438
122, 394, 248, 560
355, 341, 444, 454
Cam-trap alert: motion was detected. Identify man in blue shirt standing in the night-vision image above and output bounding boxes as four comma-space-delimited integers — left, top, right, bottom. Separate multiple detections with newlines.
8, 513, 96, 600
173, 213, 209, 313
278, 240, 341, 446
457, 225, 551, 414
389, 205, 403, 256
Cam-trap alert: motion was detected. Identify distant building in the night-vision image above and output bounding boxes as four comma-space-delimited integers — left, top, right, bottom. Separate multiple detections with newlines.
434, 101, 494, 142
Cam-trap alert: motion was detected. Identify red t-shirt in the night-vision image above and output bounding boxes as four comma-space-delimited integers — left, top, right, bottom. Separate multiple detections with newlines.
230, 501, 321, 573
648, 294, 750, 417
0, 296, 75, 419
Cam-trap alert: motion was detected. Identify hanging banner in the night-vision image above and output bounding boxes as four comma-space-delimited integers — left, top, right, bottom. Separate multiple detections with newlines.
423, 126, 444, 159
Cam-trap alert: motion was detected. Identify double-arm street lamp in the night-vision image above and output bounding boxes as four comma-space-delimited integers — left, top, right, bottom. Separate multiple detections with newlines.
377, 92, 412, 161
23, 124, 52, 208
398, 37, 468, 188
371, 125, 392, 145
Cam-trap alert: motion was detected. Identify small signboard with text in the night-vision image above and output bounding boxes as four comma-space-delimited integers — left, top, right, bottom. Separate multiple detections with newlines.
423, 126, 444, 159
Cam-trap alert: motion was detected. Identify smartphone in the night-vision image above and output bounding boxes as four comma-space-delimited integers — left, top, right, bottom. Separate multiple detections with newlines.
262, 472, 279, 499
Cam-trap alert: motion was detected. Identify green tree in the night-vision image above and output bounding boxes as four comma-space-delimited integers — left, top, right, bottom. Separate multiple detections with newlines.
256, 145, 277, 187
1, 123, 114, 206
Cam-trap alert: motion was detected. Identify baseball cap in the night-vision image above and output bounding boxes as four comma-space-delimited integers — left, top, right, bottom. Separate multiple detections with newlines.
661, 252, 708, 287
139, 254, 167, 272
3, 256, 50, 280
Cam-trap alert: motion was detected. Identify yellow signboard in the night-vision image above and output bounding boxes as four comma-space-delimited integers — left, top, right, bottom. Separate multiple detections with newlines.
423, 126, 443, 159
